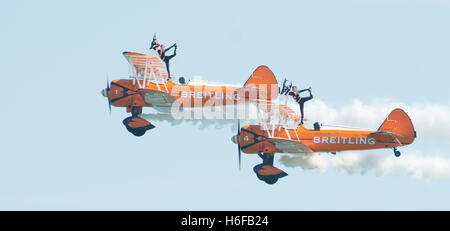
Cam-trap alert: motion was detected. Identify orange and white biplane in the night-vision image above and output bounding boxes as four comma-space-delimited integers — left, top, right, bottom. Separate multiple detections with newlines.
101, 48, 416, 185
101, 50, 286, 136
231, 108, 416, 184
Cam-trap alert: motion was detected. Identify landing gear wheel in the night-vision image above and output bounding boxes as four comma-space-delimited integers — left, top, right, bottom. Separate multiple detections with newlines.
126, 127, 146, 137
256, 174, 278, 185
264, 178, 278, 185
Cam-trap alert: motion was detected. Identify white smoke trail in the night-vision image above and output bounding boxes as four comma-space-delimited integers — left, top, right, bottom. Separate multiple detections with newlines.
141, 98, 450, 182
141, 112, 255, 131
305, 99, 450, 141
140, 104, 260, 131
279, 99, 450, 182
278, 151, 450, 183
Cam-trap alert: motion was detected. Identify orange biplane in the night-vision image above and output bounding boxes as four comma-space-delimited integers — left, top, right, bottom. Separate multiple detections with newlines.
102, 46, 416, 185
232, 108, 416, 184
101, 50, 286, 136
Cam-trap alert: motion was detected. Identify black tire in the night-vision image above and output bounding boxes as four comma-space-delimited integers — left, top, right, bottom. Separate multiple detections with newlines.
264, 178, 278, 185
256, 173, 279, 185
124, 123, 146, 137
131, 129, 146, 137
394, 151, 401, 157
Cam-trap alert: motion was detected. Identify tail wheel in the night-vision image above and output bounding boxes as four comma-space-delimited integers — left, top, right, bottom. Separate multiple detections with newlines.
393, 148, 401, 157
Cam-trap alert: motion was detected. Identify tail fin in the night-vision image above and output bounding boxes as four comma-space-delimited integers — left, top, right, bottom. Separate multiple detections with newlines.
243, 65, 278, 100
377, 108, 416, 144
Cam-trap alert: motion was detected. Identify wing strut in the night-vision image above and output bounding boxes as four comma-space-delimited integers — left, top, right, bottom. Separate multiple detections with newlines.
284, 128, 291, 140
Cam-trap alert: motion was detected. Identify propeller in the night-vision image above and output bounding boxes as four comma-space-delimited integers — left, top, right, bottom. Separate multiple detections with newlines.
237, 120, 241, 170
106, 76, 112, 114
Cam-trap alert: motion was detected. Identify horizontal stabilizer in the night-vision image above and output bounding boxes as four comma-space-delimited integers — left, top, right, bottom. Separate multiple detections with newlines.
370, 130, 403, 138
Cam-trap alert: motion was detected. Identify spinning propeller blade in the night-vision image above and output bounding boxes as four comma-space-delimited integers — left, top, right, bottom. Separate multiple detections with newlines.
237, 120, 241, 170
106, 75, 112, 114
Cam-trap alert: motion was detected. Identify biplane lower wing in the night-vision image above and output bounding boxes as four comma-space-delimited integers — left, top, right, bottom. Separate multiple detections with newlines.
139, 88, 175, 109
269, 137, 313, 154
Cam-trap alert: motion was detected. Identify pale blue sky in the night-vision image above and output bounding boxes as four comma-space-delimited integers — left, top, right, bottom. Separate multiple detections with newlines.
1, 0, 450, 210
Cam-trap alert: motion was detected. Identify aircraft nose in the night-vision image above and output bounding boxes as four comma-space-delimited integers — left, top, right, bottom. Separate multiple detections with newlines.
101, 89, 107, 97
231, 135, 239, 144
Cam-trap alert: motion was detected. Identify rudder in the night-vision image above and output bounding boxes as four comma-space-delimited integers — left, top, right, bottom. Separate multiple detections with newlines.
244, 65, 278, 100
377, 108, 416, 144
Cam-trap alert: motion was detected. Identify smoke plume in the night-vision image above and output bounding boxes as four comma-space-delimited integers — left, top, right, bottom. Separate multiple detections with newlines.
305, 99, 450, 141
278, 151, 450, 183
279, 99, 450, 182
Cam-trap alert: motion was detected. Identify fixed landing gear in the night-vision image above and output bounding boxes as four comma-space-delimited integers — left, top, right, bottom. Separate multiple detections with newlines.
123, 106, 155, 136
131, 106, 142, 117
253, 153, 288, 185
123, 116, 155, 136
393, 147, 401, 157
253, 164, 287, 185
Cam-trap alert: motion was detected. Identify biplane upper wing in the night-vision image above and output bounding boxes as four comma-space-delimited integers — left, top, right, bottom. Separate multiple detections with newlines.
250, 98, 301, 130
269, 137, 314, 154
123, 51, 171, 80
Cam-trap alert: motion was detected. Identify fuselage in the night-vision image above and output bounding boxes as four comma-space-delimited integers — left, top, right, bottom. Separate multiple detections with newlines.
234, 124, 412, 154
101, 79, 260, 108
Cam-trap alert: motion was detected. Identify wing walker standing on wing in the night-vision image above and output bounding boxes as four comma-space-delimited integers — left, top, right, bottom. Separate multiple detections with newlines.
150, 34, 177, 80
